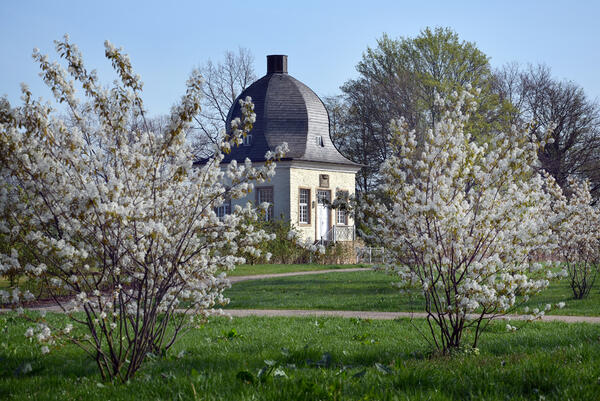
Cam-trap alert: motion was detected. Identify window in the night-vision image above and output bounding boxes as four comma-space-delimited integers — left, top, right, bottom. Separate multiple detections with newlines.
315, 136, 324, 147
215, 203, 230, 219
243, 134, 252, 146
257, 187, 273, 221
317, 190, 330, 204
335, 189, 349, 225
299, 188, 310, 224
215, 198, 231, 219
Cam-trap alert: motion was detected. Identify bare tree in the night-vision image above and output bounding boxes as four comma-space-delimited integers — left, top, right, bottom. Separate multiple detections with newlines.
190, 48, 256, 157
324, 91, 390, 194
495, 64, 600, 196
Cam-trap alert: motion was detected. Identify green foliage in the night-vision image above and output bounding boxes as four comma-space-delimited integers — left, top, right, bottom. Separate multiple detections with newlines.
330, 27, 513, 194
239, 218, 310, 264
240, 217, 356, 265
220, 328, 243, 341
0, 235, 24, 288
356, 27, 509, 141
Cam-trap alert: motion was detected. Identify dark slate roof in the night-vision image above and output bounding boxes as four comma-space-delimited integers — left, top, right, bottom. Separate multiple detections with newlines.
215, 67, 359, 167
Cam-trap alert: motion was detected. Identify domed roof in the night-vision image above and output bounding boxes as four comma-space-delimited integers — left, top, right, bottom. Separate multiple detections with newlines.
222, 55, 358, 167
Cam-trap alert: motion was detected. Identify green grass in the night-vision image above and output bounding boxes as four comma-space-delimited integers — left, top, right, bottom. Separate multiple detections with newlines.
225, 270, 600, 316
0, 265, 363, 292
1, 312, 600, 400
0, 277, 23, 291
226, 270, 410, 311
226, 263, 368, 277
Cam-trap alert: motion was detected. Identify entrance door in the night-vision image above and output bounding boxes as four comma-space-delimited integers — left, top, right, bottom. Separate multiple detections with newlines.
317, 190, 331, 241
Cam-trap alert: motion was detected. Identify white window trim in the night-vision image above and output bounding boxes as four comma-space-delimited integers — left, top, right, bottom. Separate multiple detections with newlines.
298, 188, 310, 225
336, 208, 347, 225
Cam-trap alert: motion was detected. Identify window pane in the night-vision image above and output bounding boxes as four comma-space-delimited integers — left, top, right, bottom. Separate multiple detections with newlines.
317, 190, 330, 204
299, 188, 309, 224
299, 205, 308, 223
215, 202, 230, 218
258, 188, 273, 203
258, 188, 273, 221
299, 188, 309, 204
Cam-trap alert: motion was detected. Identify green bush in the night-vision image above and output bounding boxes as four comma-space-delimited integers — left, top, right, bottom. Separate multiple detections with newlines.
242, 218, 355, 265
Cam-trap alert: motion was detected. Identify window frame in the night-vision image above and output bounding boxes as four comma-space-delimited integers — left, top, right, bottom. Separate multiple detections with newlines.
335, 189, 349, 225
298, 187, 311, 225
214, 199, 231, 219
336, 208, 348, 225
256, 186, 274, 221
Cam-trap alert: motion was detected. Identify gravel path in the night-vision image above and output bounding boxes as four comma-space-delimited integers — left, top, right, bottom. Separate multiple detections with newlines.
229, 267, 371, 283
2, 306, 599, 323
2, 267, 599, 324
224, 309, 600, 323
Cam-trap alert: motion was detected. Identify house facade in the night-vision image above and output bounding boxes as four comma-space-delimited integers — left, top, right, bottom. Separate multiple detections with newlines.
220, 55, 361, 243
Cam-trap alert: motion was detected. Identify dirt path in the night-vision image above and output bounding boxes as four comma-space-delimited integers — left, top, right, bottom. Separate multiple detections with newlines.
2, 267, 600, 324
2, 305, 599, 324
229, 267, 371, 283
224, 309, 600, 324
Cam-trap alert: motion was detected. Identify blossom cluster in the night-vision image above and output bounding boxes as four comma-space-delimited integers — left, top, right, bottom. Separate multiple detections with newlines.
363, 90, 559, 351
550, 178, 600, 299
0, 37, 284, 380
287, 230, 326, 254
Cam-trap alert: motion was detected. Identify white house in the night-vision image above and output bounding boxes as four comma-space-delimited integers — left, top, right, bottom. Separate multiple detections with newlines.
214, 55, 361, 243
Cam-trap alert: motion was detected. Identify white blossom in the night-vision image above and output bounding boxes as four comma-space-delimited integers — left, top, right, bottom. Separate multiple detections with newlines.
363, 90, 558, 352
0, 37, 283, 381
550, 178, 600, 299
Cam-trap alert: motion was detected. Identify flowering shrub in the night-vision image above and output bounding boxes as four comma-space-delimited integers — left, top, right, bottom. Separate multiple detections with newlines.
363, 90, 560, 353
0, 37, 285, 381
551, 178, 600, 299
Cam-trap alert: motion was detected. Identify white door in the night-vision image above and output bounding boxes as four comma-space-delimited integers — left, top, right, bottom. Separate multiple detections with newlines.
317, 190, 331, 241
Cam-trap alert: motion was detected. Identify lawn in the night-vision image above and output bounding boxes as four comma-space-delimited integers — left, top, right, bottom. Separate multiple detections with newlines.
226, 263, 368, 277
225, 270, 600, 316
1, 312, 600, 400
3, 265, 598, 316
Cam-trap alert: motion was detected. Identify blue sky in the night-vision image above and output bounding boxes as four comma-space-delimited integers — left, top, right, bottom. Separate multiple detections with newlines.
1, 0, 599, 116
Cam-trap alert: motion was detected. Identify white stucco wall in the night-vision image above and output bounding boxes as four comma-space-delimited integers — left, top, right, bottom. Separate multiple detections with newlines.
228, 161, 358, 242
289, 163, 357, 242
230, 165, 290, 220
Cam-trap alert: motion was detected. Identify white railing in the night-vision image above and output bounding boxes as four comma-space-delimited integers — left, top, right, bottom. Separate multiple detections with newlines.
319, 225, 355, 244
332, 225, 355, 242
